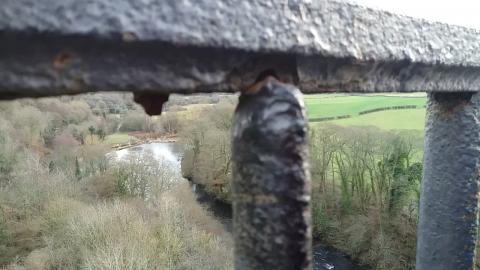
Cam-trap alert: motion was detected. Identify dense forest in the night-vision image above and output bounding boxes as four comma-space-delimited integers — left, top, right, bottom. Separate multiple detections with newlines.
0, 93, 232, 270
181, 99, 425, 270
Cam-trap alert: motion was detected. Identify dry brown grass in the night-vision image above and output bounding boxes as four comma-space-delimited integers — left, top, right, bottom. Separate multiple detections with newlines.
170, 183, 231, 239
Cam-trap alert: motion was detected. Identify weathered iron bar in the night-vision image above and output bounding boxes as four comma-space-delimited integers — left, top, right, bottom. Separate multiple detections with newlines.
232, 77, 311, 269
416, 92, 480, 270
1, 0, 480, 268
2, 0, 480, 98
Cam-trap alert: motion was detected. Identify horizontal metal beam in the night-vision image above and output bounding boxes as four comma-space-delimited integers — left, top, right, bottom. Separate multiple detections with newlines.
1, 0, 480, 99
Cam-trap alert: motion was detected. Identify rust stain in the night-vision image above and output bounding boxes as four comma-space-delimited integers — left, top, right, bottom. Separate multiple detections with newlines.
122, 32, 138, 42
243, 76, 285, 95
53, 52, 73, 70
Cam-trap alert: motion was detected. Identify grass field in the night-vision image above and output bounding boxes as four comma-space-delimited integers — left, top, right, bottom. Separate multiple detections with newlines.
103, 133, 139, 145
305, 93, 427, 131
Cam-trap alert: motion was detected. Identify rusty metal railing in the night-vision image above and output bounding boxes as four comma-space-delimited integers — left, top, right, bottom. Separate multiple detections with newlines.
232, 77, 311, 269
1, 1, 480, 269
417, 92, 480, 269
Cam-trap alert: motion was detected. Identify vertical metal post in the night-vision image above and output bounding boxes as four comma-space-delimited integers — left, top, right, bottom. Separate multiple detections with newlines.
417, 92, 480, 270
232, 78, 311, 270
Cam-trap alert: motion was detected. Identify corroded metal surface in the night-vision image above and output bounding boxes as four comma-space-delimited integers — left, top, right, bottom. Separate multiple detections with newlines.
2, 0, 480, 98
416, 92, 480, 270
2, 0, 480, 65
232, 79, 311, 269
0, 34, 297, 99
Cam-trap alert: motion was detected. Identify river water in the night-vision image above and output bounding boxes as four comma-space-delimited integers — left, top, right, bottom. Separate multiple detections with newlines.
108, 142, 366, 270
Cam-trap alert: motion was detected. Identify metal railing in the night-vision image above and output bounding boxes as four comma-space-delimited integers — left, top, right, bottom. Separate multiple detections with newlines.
1, 1, 480, 269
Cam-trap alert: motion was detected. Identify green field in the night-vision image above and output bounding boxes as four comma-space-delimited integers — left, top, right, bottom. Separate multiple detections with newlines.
305, 93, 427, 130
103, 133, 139, 145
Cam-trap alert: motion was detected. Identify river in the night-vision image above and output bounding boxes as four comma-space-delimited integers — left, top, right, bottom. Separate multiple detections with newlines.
108, 142, 367, 270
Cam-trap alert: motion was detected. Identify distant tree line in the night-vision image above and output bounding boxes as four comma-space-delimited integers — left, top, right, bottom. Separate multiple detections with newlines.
310, 114, 351, 122
309, 104, 419, 122
358, 105, 418, 115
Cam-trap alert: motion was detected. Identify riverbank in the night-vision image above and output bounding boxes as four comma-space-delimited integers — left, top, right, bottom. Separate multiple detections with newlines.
186, 179, 367, 270
106, 132, 178, 150
0, 142, 232, 270
110, 142, 369, 270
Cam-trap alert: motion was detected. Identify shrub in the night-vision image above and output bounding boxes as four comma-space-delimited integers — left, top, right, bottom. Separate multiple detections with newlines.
153, 185, 233, 270
0, 130, 17, 185
41, 198, 87, 235
156, 112, 181, 134
11, 105, 50, 146
78, 144, 109, 177
0, 209, 7, 246
46, 201, 158, 270
42, 194, 233, 270
85, 173, 120, 199
1, 152, 80, 219
112, 151, 176, 200
311, 200, 335, 239
120, 111, 147, 132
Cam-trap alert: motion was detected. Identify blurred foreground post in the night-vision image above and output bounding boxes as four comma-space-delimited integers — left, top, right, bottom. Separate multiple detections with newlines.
416, 92, 480, 270
232, 78, 311, 270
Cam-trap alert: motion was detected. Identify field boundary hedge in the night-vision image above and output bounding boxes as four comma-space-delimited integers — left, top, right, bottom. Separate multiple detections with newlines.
310, 114, 352, 122
309, 104, 419, 122
358, 105, 417, 115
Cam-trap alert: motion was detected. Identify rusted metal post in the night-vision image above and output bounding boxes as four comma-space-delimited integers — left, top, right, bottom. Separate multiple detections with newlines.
232, 77, 311, 270
416, 92, 480, 270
